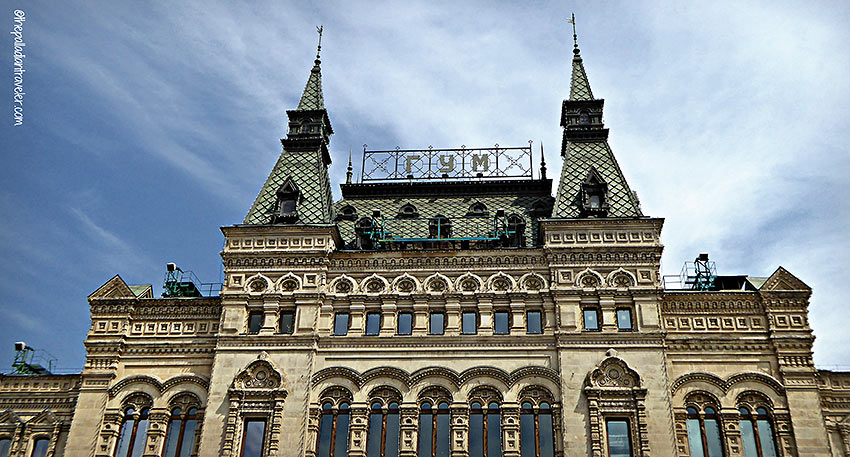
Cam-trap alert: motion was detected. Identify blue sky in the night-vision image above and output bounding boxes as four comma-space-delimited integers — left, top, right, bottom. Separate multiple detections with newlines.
1, 1, 848, 372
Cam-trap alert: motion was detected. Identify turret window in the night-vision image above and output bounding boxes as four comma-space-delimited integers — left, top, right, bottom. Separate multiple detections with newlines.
468, 202, 488, 217
506, 214, 526, 247
272, 180, 300, 223
580, 169, 609, 217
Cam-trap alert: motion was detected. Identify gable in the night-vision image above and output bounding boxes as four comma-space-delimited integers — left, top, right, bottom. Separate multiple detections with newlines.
761, 267, 811, 292
88, 275, 137, 300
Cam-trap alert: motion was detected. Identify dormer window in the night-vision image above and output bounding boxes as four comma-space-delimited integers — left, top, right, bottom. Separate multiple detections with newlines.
355, 217, 374, 250
506, 214, 526, 247
467, 202, 488, 217
337, 204, 357, 221
580, 168, 609, 217
429, 216, 451, 239
397, 203, 419, 218
272, 179, 300, 223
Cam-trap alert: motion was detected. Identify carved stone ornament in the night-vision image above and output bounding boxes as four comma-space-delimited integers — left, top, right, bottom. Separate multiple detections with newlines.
608, 269, 636, 288
523, 275, 544, 291
249, 277, 268, 293
363, 276, 387, 294
280, 277, 299, 292
232, 356, 284, 391
395, 277, 416, 294
425, 275, 449, 293
488, 273, 514, 292
335, 278, 353, 294
587, 355, 640, 389
576, 270, 602, 288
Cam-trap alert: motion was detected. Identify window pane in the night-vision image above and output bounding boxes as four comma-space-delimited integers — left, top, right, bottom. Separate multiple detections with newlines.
386, 407, 400, 457
606, 420, 631, 457
539, 411, 554, 457
248, 312, 263, 334
430, 313, 445, 335
487, 407, 502, 457
520, 412, 535, 457
739, 420, 758, 457
130, 418, 149, 457
179, 420, 198, 457
242, 420, 266, 457
317, 412, 333, 457
435, 405, 450, 457
334, 409, 350, 457
462, 312, 477, 335
115, 419, 135, 457
686, 419, 705, 457
30, 439, 49, 457
366, 313, 381, 336
280, 312, 295, 334
418, 410, 433, 457
617, 309, 633, 330
397, 312, 412, 335
757, 419, 778, 457
367, 410, 383, 457
584, 309, 599, 330
527, 311, 542, 334
163, 419, 182, 457
494, 311, 510, 335
334, 313, 349, 336
704, 418, 723, 457
469, 410, 484, 457
0, 439, 10, 457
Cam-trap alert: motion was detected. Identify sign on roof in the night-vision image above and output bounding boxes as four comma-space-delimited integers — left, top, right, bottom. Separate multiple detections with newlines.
360, 143, 534, 182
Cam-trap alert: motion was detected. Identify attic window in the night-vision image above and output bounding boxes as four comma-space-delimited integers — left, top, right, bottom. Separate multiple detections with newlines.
580, 169, 609, 217
355, 217, 374, 250
429, 216, 451, 239
337, 205, 357, 221
467, 202, 488, 217
397, 203, 418, 218
272, 180, 300, 223
506, 214, 526, 247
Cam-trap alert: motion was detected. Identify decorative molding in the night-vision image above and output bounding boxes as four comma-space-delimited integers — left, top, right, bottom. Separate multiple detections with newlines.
670, 371, 786, 396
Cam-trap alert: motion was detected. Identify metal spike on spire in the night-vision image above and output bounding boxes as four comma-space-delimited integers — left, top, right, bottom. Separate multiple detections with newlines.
540, 142, 547, 180
296, 26, 327, 111
569, 14, 578, 51
316, 25, 323, 61
346, 148, 353, 184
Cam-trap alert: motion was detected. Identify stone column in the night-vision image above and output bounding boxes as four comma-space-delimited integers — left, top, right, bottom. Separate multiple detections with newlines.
260, 296, 279, 335
142, 409, 169, 457
348, 405, 369, 457
68, 371, 114, 457
450, 404, 469, 457
501, 404, 520, 457
399, 404, 419, 457
720, 410, 743, 457
304, 406, 320, 457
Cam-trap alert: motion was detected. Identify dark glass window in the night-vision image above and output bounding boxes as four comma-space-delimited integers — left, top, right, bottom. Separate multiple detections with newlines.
241, 419, 266, 457
114, 407, 150, 457
30, 439, 49, 457
686, 406, 723, 457
469, 402, 502, 457
526, 311, 542, 334
418, 402, 450, 457
583, 309, 600, 331
317, 403, 333, 457
334, 313, 350, 336
247, 311, 263, 334
397, 312, 412, 335
430, 313, 445, 335
520, 402, 554, 457
334, 403, 351, 457
279, 311, 295, 334
494, 311, 510, 335
429, 216, 452, 239
462, 312, 478, 335
616, 309, 633, 330
163, 407, 199, 457
606, 419, 632, 457
367, 402, 400, 457
739, 407, 777, 457
365, 312, 381, 336
0, 439, 10, 457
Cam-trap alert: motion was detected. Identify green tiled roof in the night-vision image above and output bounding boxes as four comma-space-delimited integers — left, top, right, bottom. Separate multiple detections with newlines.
569, 53, 594, 101
297, 58, 325, 111
333, 192, 551, 248
553, 141, 641, 217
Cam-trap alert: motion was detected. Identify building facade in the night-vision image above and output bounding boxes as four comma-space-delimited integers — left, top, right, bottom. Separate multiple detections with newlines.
2, 34, 849, 457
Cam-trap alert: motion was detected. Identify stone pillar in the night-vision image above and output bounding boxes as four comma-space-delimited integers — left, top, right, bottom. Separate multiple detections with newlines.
381, 300, 398, 335
260, 296, 279, 335
501, 404, 520, 457
142, 409, 169, 457
413, 299, 430, 336
450, 404, 469, 457
304, 406, 320, 457
67, 372, 114, 457
399, 404, 419, 457
348, 405, 368, 457
720, 410, 744, 457
599, 295, 616, 332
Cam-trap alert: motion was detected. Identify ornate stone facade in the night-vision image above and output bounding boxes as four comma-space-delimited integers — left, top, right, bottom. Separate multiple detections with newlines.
1, 33, 848, 457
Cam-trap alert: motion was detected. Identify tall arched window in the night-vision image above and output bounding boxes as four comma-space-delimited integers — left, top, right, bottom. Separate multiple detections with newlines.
114, 406, 150, 457
470, 402, 502, 457
739, 407, 777, 457
506, 214, 526, 247
418, 401, 450, 457
0, 438, 11, 457
520, 401, 554, 457
686, 406, 724, 457
29, 438, 49, 457
317, 402, 350, 457
162, 406, 200, 457
367, 401, 400, 457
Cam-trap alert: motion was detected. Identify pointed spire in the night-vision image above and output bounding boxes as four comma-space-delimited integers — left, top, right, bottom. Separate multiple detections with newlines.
296, 26, 326, 111
346, 149, 353, 184
568, 14, 594, 101
540, 142, 547, 179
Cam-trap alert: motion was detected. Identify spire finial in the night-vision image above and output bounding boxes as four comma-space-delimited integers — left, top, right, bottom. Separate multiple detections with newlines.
568, 14, 580, 56
315, 25, 323, 61
540, 142, 547, 179
346, 148, 353, 184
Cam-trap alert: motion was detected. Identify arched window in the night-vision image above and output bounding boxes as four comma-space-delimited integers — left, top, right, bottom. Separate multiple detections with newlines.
470, 401, 502, 457
356, 217, 374, 250
0, 438, 11, 457
686, 406, 723, 457
468, 202, 488, 217
367, 401, 400, 457
520, 401, 554, 457
397, 203, 418, 219
114, 406, 150, 457
739, 407, 777, 457
337, 205, 357, 221
506, 215, 526, 247
429, 216, 451, 239
272, 180, 300, 223
162, 406, 200, 457
418, 401, 450, 457
29, 438, 49, 457
317, 402, 350, 457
